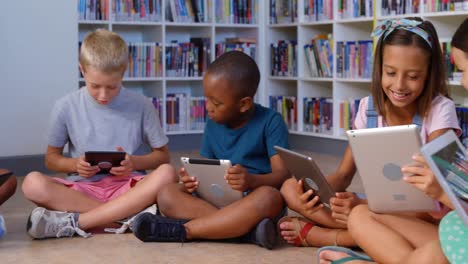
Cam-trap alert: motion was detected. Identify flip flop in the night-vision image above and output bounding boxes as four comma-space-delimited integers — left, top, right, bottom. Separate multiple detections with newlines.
317, 246, 373, 264
277, 216, 314, 247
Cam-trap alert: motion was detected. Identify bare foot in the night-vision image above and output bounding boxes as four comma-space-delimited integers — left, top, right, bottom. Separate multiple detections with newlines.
278, 217, 314, 246
319, 250, 375, 264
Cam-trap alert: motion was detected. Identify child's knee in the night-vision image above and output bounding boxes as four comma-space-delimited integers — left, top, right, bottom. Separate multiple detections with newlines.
156, 183, 183, 212
22, 171, 48, 201
253, 186, 283, 215
150, 163, 178, 183
348, 204, 371, 231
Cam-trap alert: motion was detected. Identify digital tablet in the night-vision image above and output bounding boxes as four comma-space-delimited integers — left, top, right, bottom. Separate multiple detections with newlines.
274, 146, 335, 207
347, 124, 439, 213
421, 130, 468, 226
85, 151, 126, 174
180, 157, 242, 208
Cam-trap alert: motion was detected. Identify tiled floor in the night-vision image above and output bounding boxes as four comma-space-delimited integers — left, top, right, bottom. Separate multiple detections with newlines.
0, 150, 363, 264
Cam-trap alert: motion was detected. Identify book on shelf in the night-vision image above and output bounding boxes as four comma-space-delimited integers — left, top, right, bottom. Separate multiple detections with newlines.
304, 0, 334, 22
269, 95, 297, 130
303, 97, 333, 134
166, 93, 187, 131
111, 0, 162, 22
215, 0, 258, 24
225, 37, 257, 44
149, 96, 163, 126
165, 38, 210, 77
216, 38, 257, 59
339, 98, 360, 136
381, 0, 420, 16
79, 0, 109, 21
167, 0, 210, 23
336, 40, 372, 79
270, 0, 298, 24
423, 0, 468, 12
127, 42, 163, 78
441, 41, 463, 83
304, 34, 334, 78
189, 96, 207, 130
270, 40, 297, 77
165, 93, 207, 132
337, 0, 373, 19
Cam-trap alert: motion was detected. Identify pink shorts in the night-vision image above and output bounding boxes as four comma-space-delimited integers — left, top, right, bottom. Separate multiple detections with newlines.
53, 174, 145, 203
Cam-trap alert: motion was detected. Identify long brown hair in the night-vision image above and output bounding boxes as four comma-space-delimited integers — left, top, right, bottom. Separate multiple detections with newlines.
370, 17, 448, 118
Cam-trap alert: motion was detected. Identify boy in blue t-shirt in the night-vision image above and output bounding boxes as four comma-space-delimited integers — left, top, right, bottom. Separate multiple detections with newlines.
133, 51, 290, 249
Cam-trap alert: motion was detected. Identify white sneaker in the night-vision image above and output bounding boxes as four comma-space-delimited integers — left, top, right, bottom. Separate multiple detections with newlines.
26, 207, 91, 239
104, 204, 157, 234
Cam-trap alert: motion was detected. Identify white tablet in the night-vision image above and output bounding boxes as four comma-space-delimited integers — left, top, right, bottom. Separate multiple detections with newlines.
274, 146, 335, 207
180, 157, 242, 208
421, 130, 468, 226
347, 124, 439, 213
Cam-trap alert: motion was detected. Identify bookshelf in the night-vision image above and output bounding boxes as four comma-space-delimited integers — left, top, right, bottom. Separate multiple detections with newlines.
266, 0, 468, 141
78, 0, 264, 135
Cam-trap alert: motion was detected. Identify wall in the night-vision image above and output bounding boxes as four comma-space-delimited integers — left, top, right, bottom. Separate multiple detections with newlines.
0, 1, 77, 157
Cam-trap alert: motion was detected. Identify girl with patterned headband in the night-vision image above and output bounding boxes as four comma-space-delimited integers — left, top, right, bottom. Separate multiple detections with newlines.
317, 17, 465, 264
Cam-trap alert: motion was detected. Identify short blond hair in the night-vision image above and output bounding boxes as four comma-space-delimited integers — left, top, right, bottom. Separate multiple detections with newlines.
79, 29, 128, 74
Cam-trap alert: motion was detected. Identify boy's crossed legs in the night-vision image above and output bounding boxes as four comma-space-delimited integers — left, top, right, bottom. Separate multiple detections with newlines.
22, 164, 178, 238
133, 182, 284, 249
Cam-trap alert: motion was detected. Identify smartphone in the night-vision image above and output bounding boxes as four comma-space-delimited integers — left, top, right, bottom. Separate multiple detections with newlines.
85, 151, 126, 174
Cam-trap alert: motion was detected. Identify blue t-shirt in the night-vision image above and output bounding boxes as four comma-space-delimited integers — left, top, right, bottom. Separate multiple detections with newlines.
200, 104, 289, 174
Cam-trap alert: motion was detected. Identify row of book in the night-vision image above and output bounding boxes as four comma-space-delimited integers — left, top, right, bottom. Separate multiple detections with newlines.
456, 107, 468, 148
270, 0, 298, 24
337, 0, 373, 19
126, 42, 163, 78
423, 0, 468, 12
166, 0, 210, 23
112, 0, 162, 21
78, 0, 109, 20
339, 98, 360, 135
215, 37, 257, 59
269, 96, 298, 130
271, 40, 298, 77
304, 0, 333, 22
165, 94, 207, 131
336, 40, 373, 79
304, 97, 333, 134
442, 41, 463, 82
304, 34, 333, 78
215, 0, 258, 24
165, 38, 211, 77
381, 0, 419, 16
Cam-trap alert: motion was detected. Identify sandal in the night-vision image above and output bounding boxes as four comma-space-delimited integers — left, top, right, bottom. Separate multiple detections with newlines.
277, 216, 314, 247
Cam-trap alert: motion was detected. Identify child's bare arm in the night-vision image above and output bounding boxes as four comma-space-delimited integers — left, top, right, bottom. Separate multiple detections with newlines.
225, 154, 290, 191
46, 145, 100, 177
127, 145, 170, 171
325, 146, 357, 192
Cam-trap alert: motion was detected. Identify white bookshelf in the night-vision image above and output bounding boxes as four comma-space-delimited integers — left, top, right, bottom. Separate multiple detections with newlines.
78, 0, 264, 135
266, 0, 468, 141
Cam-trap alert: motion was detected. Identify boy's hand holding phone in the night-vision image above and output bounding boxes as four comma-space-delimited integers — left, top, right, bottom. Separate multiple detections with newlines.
330, 192, 361, 224
225, 164, 252, 192
179, 167, 198, 193
76, 156, 100, 177
296, 179, 323, 217
109, 147, 134, 176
